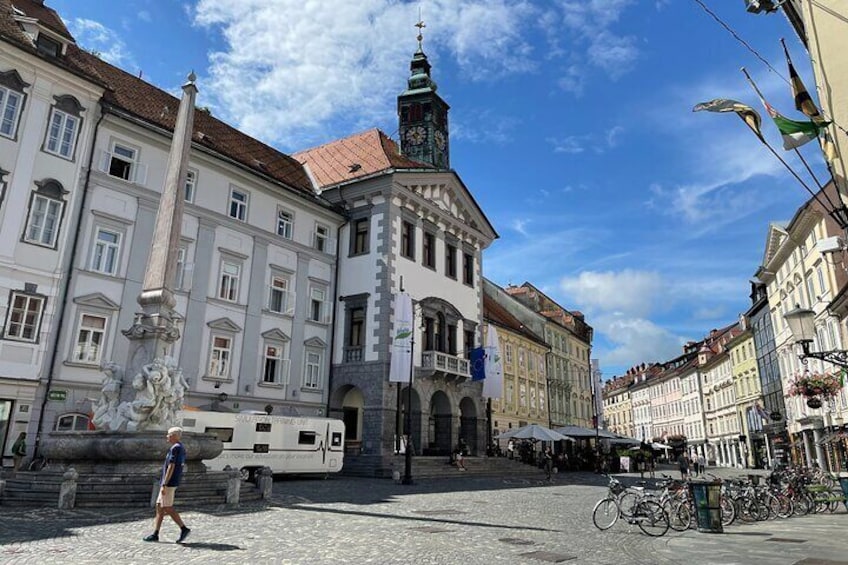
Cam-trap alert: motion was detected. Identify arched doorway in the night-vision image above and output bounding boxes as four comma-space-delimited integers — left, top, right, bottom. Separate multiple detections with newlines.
330, 385, 364, 446
428, 391, 452, 456
459, 397, 478, 455
400, 385, 422, 455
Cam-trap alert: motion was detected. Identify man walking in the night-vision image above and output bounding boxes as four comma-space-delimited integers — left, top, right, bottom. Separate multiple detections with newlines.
144, 427, 191, 543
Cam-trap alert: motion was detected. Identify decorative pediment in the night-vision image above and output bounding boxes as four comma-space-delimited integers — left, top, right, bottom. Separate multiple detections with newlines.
0, 69, 30, 92
762, 222, 789, 270
73, 292, 120, 311
261, 328, 290, 342
304, 336, 327, 348
207, 318, 242, 332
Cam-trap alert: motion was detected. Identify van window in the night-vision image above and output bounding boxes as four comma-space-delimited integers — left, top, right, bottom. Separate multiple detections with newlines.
298, 431, 317, 445
253, 444, 269, 453
205, 427, 234, 443
331, 432, 342, 447
256, 423, 272, 432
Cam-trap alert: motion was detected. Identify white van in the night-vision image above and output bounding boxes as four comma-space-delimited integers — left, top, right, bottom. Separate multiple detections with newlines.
178, 410, 345, 480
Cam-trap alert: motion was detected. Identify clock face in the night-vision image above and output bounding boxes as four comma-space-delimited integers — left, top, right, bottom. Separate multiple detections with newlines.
405, 125, 426, 146
434, 129, 446, 150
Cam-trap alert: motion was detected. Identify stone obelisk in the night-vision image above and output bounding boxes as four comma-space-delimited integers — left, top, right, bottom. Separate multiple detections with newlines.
122, 73, 197, 383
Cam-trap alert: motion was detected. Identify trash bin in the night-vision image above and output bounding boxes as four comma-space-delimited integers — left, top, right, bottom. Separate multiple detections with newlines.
689, 480, 723, 533
840, 478, 848, 511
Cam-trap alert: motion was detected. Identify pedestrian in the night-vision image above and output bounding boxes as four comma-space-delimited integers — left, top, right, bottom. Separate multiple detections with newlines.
454, 444, 467, 471
143, 427, 191, 543
543, 446, 554, 481
677, 452, 690, 481
507, 439, 515, 460
692, 454, 700, 477
698, 454, 706, 476
649, 454, 656, 479
11, 432, 26, 472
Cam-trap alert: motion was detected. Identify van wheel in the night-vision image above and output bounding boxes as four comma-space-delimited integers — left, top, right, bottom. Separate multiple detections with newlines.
240, 467, 255, 482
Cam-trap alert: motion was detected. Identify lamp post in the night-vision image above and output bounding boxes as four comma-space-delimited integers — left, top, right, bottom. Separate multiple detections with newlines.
402, 327, 415, 485
784, 306, 848, 368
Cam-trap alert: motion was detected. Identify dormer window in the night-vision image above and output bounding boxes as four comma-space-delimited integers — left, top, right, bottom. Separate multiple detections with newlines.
36, 34, 61, 57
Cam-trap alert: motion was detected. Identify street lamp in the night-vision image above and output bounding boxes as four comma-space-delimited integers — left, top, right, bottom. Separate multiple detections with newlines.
402, 327, 415, 485
784, 306, 848, 368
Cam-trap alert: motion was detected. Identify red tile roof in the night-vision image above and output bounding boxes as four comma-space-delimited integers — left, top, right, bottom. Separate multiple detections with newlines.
483, 293, 547, 348
294, 128, 433, 189
2, 0, 316, 197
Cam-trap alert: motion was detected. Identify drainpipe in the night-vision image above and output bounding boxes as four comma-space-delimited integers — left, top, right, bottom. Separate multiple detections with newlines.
33, 103, 106, 458
324, 202, 350, 420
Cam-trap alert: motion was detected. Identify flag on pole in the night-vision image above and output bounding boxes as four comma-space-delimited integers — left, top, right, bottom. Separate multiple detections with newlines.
482, 324, 503, 399
765, 102, 828, 150
783, 40, 825, 124
470, 347, 486, 381
388, 292, 413, 383
693, 98, 764, 141
754, 402, 770, 421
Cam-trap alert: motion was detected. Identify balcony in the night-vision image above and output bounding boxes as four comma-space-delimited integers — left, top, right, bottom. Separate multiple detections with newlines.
420, 350, 470, 381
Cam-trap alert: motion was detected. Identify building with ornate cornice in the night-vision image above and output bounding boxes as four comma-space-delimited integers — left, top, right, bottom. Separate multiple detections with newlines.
726, 317, 765, 468
603, 373, 635, 438
700, 325, 743, 467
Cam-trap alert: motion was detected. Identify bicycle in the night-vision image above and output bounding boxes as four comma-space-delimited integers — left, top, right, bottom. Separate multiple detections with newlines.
592, 475, 670, 537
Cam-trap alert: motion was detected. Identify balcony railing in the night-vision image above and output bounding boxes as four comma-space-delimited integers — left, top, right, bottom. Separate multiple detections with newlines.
420, 350, 470, 379
344, 346, 363, 363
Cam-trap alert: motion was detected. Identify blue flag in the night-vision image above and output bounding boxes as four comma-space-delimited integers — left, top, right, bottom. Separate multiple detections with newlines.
470, 347, 486, 381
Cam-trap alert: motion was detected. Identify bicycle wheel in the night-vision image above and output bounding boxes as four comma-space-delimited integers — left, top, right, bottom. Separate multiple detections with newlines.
720, 496, 736, 526
592, 498, 620, 531
634, 500, 669, 537
669, 501, 691, 532
618, 491, 639, 518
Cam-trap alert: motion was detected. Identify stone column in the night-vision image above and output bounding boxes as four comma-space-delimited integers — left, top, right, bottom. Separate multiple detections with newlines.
802, 430, 814, 467
812, 428, 826, 470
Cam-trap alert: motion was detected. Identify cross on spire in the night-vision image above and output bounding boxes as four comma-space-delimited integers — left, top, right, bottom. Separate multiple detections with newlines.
415, 15, 426, 51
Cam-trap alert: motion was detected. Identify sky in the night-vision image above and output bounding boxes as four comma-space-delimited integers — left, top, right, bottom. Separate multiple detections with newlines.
45, 0, 831, 380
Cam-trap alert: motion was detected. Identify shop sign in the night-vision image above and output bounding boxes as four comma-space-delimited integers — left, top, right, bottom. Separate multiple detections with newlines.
47, 390, 67, 401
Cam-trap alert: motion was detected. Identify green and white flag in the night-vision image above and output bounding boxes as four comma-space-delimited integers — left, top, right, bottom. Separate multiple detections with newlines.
766, 101, 829, 150
389, 292, 414, 383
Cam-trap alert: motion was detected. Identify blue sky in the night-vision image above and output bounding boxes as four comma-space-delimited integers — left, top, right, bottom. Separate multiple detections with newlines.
47, 0, 830, 379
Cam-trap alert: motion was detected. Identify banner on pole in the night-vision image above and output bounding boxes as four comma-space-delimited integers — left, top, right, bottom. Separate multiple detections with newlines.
389, 292, 413, 383
482, 324, 503, 399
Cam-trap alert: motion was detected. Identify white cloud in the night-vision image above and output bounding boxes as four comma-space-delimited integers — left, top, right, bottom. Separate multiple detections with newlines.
65, 18, 138, 72
511, 218, 530, 236
191, 0, 540, 148
559, 270, 664, 318
593, 314, 688, 368
548, 135, 586, 154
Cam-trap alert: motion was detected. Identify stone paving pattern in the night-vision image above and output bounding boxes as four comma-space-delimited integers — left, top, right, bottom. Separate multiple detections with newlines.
0, 466, 846, 564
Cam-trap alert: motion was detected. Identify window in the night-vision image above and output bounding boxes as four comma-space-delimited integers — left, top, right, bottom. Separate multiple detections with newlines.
309, 287, 327, 322
45, 107, 79, 159
445, 243, 457, 278
90, 228, 121, 275
108, 143, 137, 180
349, 307, 365, 347
277, 209, 293, 239
73, 314, 106, 363
184, 170, 196, 203
401, 220, 415, 259
229, 189, 248, 221
55, 413, 90, 431
4, 291, 45, 342
208, 336, 232, 378
422, 231, 436, 268
25, 189, 64, 248
817, 266, 826, 297
263, 344, 282, 383
304, 351, 322, 388
268, 275, 293, 314
218, 261, 240, 302
36, 34, 61, 57
463, 251, 474, 286
464, 329, 475, 359
175, 246, 188, 290
0, 83, 23, 139
314, 224, 329, 252
350, 218, 369, 255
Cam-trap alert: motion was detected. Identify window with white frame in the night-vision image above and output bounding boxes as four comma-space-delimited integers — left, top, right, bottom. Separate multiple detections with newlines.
73, 314, 107, 363
107, 142, 137, 181
269, 274, 293, 314
309, 286, 327, 322
262, 343, 289, 384
55, 413, 90, 431
184, 169, 196, 203
44, 96, 82, 159
314, 223, 329, 252
24, 180, 66, 248
304, 350, 322, 388
218, 260, 240, 302
0, 80, 24, 139
277, 209, 293, 239
229, 188, 248, 221
90, 227, 121, 275
4, 291, 45, 342
208, 335, 232, 378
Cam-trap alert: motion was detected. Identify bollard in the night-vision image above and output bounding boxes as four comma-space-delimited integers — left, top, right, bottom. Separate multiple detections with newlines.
58, 468, 79, 510
256, 466, 274, 499
225, 466, 241, 505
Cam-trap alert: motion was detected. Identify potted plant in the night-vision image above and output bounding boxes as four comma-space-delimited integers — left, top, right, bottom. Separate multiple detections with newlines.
788, 370, 844, 408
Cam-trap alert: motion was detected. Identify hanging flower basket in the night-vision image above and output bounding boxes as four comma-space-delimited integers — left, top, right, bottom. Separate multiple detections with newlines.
806, 397, 823, 409
789, 370, 843, 400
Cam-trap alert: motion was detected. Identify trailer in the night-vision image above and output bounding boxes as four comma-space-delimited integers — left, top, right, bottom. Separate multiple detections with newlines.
178, 410, 345, 480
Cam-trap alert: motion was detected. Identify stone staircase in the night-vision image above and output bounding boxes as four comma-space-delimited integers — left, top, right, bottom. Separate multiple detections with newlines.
341, 455, 547, 480
0, 469, 263, 508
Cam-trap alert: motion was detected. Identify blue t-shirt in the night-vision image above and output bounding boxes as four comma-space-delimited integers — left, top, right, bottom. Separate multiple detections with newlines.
161, 442, 186, 487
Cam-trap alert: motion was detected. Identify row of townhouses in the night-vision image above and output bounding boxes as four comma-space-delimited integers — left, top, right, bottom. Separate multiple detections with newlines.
0, 0, 596, 477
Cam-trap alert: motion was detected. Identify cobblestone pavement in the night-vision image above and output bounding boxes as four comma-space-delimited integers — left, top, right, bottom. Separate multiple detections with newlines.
0, 466, 846, 565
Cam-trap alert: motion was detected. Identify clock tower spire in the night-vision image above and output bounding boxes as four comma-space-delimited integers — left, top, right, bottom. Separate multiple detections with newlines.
398, 18, 450, 169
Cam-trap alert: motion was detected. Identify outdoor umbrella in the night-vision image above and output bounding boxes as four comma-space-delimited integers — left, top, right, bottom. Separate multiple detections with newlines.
608, 436, 641, 446
554, 425, 619, 439
499, 424, 574, 442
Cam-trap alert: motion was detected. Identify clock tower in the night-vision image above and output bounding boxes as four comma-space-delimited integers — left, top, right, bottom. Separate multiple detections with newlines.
398, 20, 450, 169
